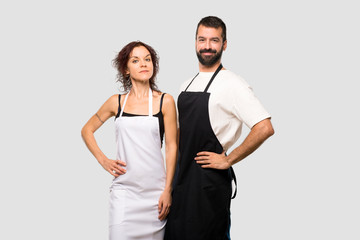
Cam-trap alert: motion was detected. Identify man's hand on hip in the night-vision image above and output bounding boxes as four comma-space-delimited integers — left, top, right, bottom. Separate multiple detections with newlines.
194, 151, 231, 170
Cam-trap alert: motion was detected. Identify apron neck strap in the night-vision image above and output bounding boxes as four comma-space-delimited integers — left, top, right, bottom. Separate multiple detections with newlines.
148, 88, 153, 116
184, 73, 199, 92
119, 92, 129, 117
203, 64, 223, 92
120, 88, 153, 117
184, 64, 223, 92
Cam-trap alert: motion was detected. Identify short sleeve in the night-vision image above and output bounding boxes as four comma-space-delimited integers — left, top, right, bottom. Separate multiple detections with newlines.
231, 78, 271, 129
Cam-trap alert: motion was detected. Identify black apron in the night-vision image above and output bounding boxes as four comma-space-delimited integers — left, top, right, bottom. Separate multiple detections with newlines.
165, 64, 236, 240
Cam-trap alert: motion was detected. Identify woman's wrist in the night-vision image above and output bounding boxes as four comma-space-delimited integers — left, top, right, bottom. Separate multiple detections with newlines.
164, 186, 172, 193
97, 155, 107, 165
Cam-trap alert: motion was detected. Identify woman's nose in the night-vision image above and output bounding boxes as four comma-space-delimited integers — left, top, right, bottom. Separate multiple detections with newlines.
140, 60, 147, 67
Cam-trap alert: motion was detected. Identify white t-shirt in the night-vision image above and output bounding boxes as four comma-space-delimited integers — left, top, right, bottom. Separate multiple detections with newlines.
179, 69, 271, 151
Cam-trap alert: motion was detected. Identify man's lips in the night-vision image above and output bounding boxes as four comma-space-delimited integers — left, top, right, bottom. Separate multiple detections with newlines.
200, 49, 216, 54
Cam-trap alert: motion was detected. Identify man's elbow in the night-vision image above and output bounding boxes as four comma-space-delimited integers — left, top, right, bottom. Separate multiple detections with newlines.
263, 119, 275, 138
266, 124, 275, 138
255, 118, 274, 139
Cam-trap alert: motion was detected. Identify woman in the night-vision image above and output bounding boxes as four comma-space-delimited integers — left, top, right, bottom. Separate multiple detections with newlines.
81, 41, 177, 239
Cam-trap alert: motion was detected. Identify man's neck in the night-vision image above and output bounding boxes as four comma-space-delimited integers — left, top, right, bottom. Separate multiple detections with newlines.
199, 62, 222, 72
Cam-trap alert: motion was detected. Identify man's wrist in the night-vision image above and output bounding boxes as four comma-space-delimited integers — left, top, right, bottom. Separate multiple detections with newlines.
225, 155, 233, 167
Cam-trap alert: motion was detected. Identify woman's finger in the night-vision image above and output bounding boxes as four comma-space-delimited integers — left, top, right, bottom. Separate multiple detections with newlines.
116, 160, 127, 166
158, 199, 164, 213
109, 169, 118, 177
114, 165, 126, 174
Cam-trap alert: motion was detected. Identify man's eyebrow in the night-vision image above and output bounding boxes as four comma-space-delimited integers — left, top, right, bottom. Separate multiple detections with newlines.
197, 36, 220, 40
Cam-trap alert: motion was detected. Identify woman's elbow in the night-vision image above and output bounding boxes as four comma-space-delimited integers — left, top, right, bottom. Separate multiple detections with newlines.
81, 125, 90, 139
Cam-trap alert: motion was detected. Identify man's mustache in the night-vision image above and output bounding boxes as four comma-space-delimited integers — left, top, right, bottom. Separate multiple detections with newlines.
199, 49, 216, 54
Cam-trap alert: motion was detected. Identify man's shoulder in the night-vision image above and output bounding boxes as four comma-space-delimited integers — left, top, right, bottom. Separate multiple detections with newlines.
218, 70, 251, 89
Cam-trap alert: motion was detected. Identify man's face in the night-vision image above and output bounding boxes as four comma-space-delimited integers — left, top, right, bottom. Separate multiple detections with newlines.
196, 25, 227, 67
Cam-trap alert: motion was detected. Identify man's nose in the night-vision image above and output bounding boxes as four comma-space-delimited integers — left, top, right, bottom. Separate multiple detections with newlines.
205, 40, 211, 49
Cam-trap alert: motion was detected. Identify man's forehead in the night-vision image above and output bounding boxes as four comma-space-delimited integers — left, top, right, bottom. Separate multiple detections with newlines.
197, 29, 222, 39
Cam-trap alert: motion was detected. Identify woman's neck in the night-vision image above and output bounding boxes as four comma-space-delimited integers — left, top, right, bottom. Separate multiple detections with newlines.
130, 81, 151, 99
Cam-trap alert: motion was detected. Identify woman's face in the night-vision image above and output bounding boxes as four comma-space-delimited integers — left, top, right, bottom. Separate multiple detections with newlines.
126, 46, 153, 83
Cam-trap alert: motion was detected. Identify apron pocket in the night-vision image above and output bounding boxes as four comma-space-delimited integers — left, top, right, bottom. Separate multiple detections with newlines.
109, 189, 126, 226
202, 168, 232, 187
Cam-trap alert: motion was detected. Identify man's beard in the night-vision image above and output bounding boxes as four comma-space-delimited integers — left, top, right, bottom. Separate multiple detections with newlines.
196, 46, 224, 67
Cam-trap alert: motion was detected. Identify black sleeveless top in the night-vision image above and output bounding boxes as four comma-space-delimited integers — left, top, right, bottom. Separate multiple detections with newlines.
115, 93, 166, 146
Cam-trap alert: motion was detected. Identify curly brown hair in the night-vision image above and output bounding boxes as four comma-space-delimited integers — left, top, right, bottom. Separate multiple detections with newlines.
113, 41, 160, 92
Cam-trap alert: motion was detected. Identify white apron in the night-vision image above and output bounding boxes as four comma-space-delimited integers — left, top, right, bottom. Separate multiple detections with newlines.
109, 89, 166, 240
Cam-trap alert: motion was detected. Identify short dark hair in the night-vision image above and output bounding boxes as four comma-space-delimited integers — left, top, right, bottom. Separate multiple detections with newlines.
196, 16, 227, 42
113, 41, 159, 92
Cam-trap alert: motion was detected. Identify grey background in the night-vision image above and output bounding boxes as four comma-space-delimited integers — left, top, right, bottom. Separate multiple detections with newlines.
1, 0, 359, 239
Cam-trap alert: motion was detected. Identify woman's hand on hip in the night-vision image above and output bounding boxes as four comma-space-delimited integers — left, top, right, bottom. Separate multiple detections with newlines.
100, 158, 126, 177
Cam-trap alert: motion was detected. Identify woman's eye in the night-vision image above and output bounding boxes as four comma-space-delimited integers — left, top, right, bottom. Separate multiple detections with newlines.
145, 58, 151, 62
132, 60, 138, 63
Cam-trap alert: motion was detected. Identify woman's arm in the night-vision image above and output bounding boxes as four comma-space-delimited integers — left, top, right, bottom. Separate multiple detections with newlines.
81, 94, 126, 177
158, 94, 178, 220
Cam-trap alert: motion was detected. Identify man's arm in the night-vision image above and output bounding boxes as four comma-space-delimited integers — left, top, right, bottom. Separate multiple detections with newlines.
194, 118, 274, 169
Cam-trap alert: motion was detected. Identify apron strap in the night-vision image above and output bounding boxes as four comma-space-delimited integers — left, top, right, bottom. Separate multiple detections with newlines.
225, 151, 237, 199
230, 166, 237, 199
148, 88, 153, 116
204, 64, 223, 92
184, 73, 199, 92
184, 63, 223, 92
119, 92, 130, 117
120, 88, 153, 117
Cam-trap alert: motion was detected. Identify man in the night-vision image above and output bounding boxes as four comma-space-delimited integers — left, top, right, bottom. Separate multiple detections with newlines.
165, 16, 274, 240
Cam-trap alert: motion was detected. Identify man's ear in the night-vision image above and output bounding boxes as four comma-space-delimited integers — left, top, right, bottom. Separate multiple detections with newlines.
223, 40, 227, 51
